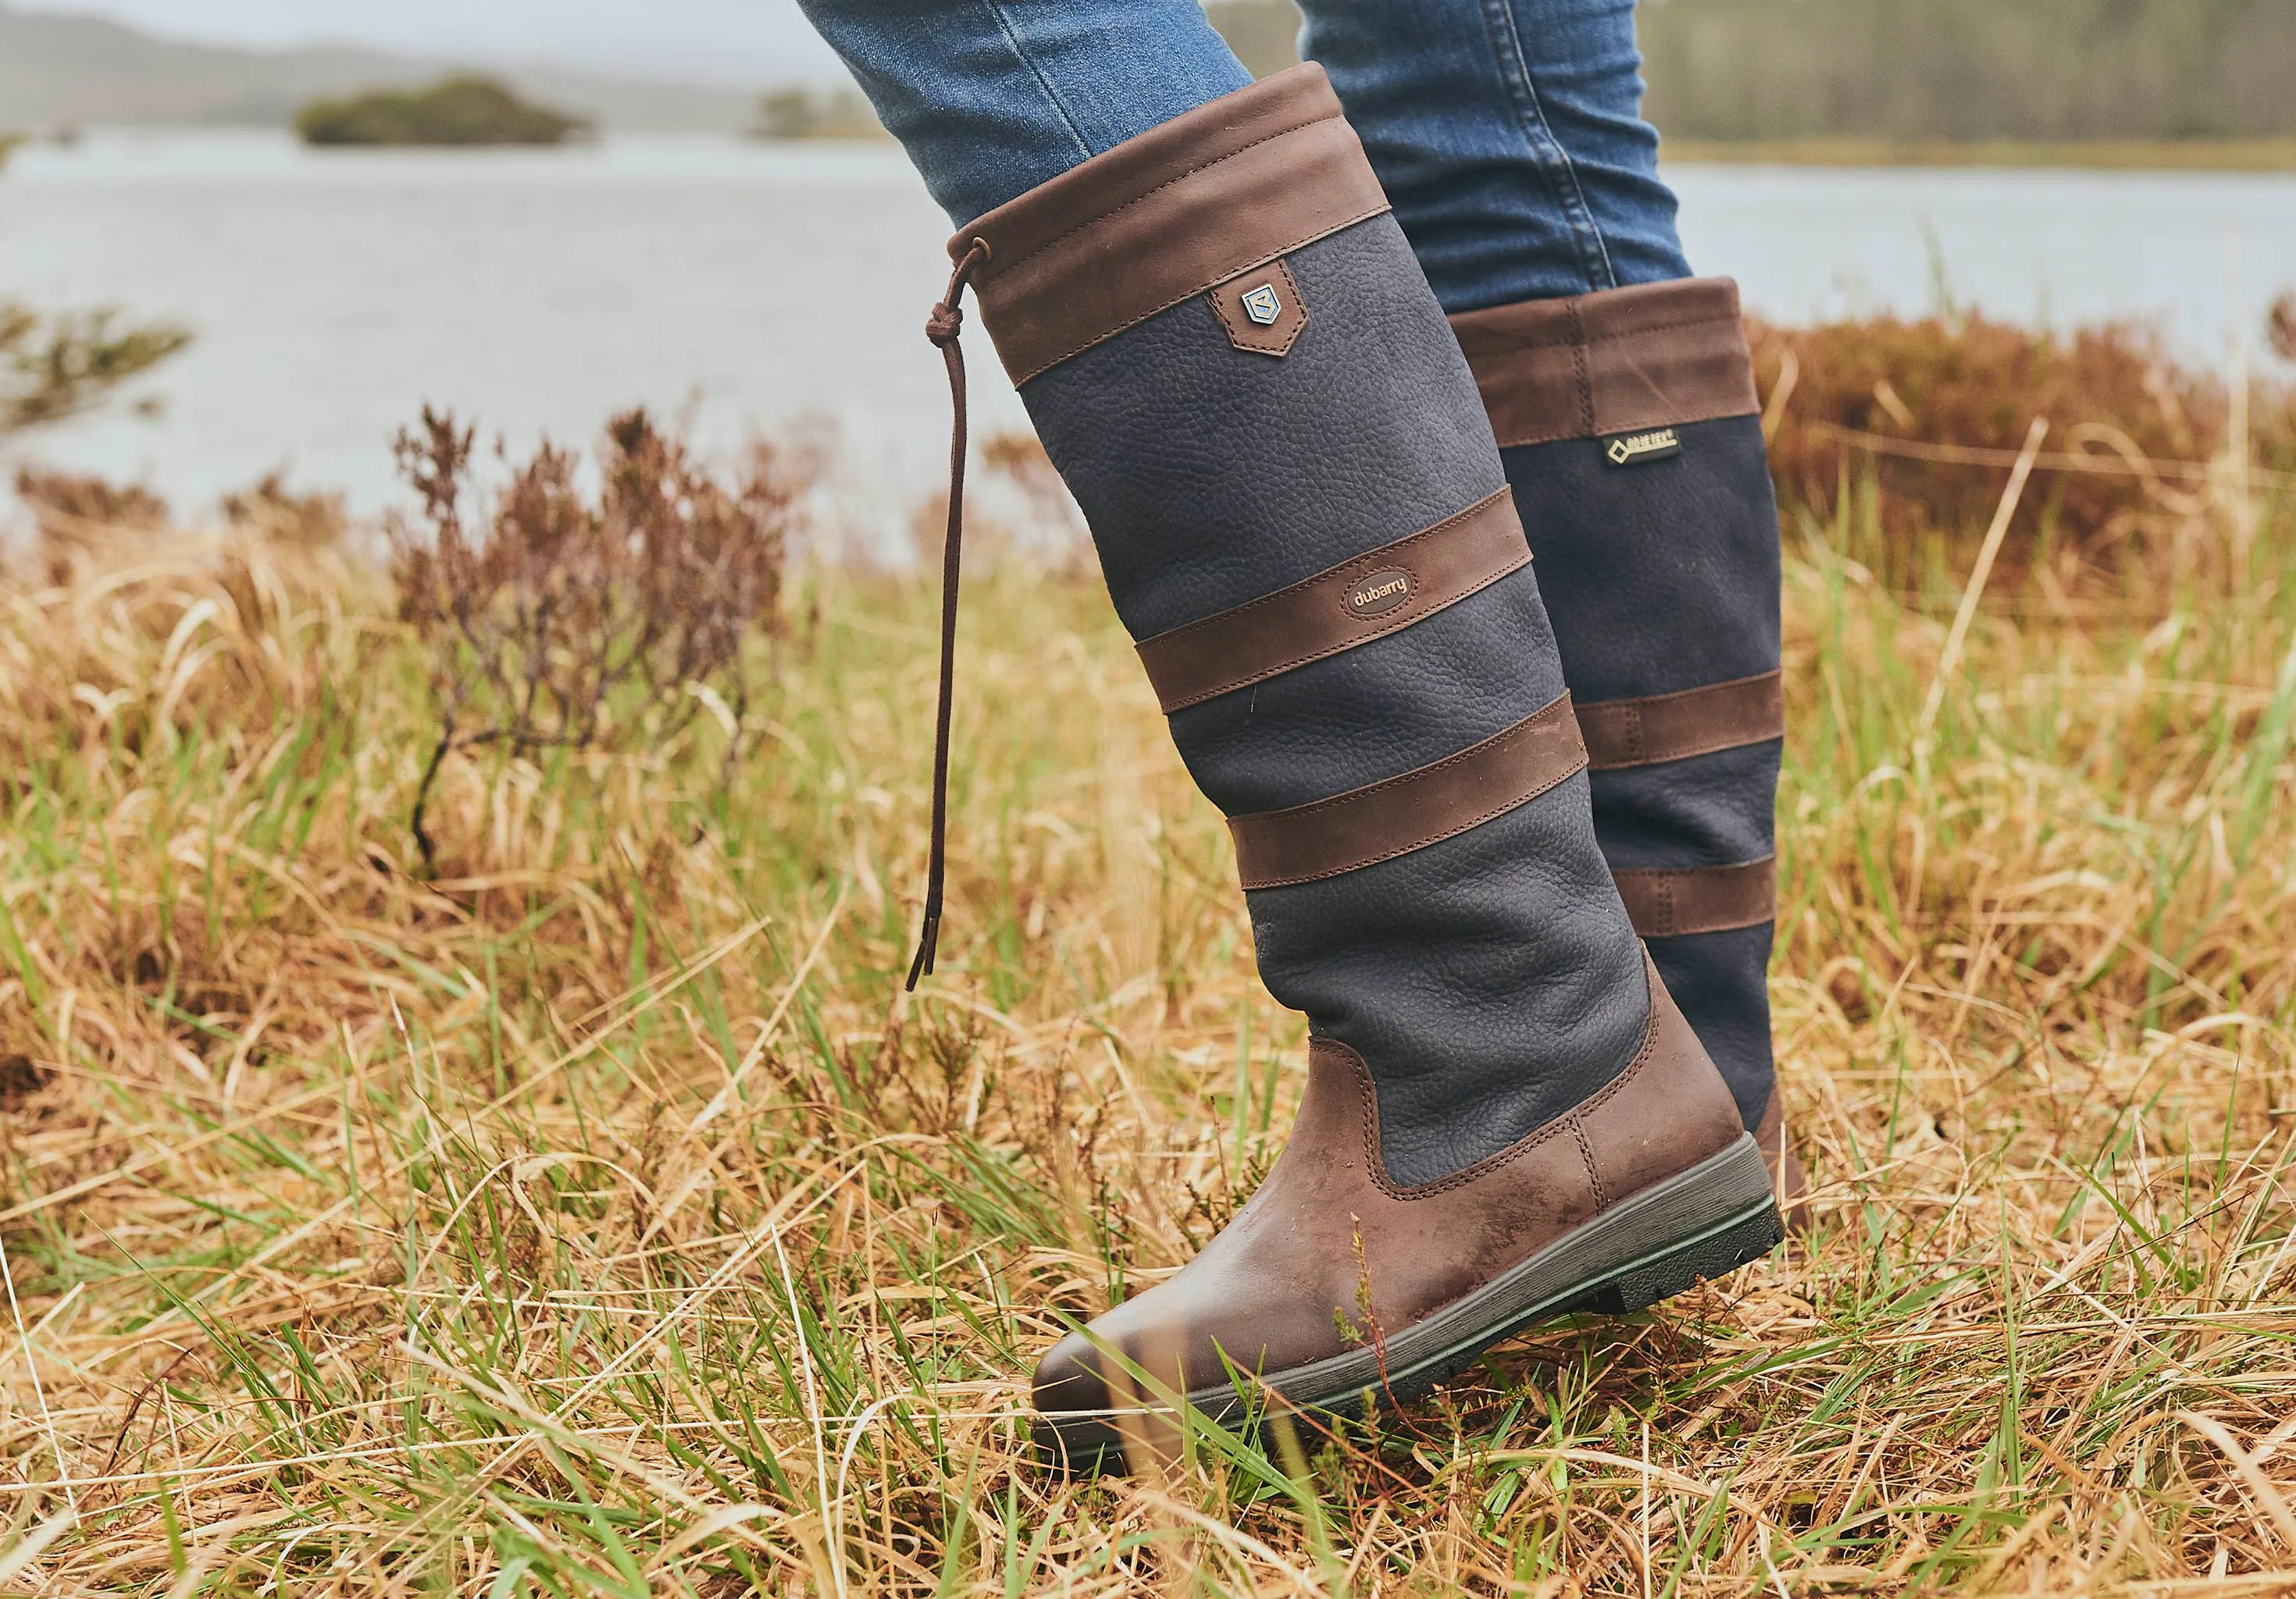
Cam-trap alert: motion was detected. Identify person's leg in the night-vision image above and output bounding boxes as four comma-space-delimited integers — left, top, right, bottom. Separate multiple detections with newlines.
1303, 0, 1792, 1173
796, 0, 1249, 226
792, 4, 1781, 1467
1299, 0, 1688, 310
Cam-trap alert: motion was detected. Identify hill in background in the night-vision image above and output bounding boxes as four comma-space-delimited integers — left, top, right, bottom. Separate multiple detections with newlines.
9, 0, 2294, 148
0, 2, 757, 132
1637, 0, 2294, 142
1210, 0, 2295, 145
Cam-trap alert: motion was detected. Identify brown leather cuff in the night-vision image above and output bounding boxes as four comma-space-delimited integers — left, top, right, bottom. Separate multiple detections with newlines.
1449, 277, 1761, 449
1134, 489, 1530, 714
1613, 857, 1777, 938
1230, 694, 1586, 890
951, 64, 1392, 386
1578, 671, 1785, 771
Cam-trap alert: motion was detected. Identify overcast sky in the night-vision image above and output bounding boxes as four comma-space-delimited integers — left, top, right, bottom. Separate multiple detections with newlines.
25, 0, 849, 84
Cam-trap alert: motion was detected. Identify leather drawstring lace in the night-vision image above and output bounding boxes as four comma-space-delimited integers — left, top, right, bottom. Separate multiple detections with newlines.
908, 236, 991, 991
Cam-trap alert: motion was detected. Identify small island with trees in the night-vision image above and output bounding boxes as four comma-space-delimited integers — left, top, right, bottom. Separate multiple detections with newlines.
294, 77, 589, 148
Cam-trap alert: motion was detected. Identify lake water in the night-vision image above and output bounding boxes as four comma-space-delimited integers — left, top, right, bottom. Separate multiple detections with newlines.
3, 130, 2293, 531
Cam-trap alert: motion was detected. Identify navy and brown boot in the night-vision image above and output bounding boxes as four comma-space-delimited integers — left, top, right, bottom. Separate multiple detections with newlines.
911, 66, 1786, 1473
1451, 279, 1808, 1226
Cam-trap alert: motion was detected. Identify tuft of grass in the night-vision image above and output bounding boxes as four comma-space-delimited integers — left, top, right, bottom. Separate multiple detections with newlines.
0, 465, 2290, 1593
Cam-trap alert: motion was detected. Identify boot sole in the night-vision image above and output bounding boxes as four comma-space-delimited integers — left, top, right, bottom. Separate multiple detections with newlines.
1036, 1132, 1781, 1472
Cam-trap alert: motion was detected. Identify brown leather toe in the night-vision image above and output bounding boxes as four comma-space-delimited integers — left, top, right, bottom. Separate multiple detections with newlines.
1032, 954, 1781, 1469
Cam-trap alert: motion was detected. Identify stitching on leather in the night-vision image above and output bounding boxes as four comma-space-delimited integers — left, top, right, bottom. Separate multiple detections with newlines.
1245, 694, 1571, 827
1146, 488, 1510, 646
1585, 669, 1783, 713
1139, 488, 1523, 708
1464, 310, 1745, 354
1573, 1119, 1608, 1212
1615, 859, 1779, 938
1567, 303, 1594, 438
988, 113, 1334, 279
1495, 399, 1760, 449
1320, 960, 1667, 1201
1239, 757, 1580, 889
1159, 553, 1525, 710
1207, 258, 1308, 358
1233, 698, 1585, 889
1581, 674, 1786, 769
1320, 1039, 1575, 1204
1011, 205, 1390, 385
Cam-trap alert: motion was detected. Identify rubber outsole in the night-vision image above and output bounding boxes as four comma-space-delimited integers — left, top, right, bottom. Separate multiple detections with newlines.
1035, 1133, 1783, 1474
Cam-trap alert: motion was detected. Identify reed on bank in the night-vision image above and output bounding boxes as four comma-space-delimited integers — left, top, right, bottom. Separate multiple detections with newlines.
0, 410, 2291, 1594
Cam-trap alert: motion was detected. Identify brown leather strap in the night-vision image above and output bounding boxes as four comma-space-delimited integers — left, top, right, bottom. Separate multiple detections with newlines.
1449, 277, 1760, 449
1230, 694, 1585, 890
957, 64, 1391, 386
1135, 489, 1530, 714
1577, 671, 1785, 771
1613, 857, 1777, 938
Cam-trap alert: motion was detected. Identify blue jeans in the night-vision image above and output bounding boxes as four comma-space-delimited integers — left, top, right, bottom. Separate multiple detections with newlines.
797, 0, 1693, 311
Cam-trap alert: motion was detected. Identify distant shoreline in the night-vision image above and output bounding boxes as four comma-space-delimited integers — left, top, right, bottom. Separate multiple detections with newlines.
16, 128, 2293, 174
1662, 137, 2296, 173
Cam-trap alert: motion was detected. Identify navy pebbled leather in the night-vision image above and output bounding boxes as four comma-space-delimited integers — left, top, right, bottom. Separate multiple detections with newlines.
1499, 413, 1783, 1131
1026, 219, 1503, 641
1020, 216, 1649, 1189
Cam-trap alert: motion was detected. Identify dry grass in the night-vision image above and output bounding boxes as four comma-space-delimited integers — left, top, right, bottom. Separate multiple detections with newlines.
0, 458, 2291, 1594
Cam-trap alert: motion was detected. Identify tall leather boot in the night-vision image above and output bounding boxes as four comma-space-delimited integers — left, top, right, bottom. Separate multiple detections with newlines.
1448, 280, 1806, 1214
920, 66, 1783, 1472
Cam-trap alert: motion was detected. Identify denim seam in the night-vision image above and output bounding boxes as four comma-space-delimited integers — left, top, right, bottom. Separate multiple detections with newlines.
979, 0, 1097, 169
1473, 0, 1618, 294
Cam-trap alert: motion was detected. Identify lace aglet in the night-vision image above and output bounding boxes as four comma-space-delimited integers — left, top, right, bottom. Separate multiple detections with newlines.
905, 913, 941, 992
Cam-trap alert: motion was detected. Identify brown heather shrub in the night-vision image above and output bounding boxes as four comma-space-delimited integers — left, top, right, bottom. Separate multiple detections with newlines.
2271, 288, 2296, 364
1751, 309, 2296, 593
390, 406, 800, 869
11, 465, 168, 536
13, 466, 170, 586
219, 469, 348, 548
0, 300, 191, 438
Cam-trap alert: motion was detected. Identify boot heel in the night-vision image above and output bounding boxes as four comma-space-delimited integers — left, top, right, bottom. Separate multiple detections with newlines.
1592, 1200, 1784, 1314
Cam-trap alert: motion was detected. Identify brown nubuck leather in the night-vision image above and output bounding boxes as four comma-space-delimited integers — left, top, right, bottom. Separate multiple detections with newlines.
1034, 956, 1776, 1469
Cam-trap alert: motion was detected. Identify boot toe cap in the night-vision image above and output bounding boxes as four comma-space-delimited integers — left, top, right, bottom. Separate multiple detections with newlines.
1031, 1328, 1111, 1417
1031, 1327, 1128, 1475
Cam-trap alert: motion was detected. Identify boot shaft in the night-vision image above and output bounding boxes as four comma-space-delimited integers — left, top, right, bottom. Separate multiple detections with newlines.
1452, 279, 1785, 1130
951, 66, 1654, 1188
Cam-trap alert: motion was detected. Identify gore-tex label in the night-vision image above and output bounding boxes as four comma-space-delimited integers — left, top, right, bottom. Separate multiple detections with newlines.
1603, 427, 1682, 467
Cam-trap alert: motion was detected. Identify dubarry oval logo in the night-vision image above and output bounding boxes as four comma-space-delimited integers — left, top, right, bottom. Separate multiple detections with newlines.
1346, 568, 1416, 618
